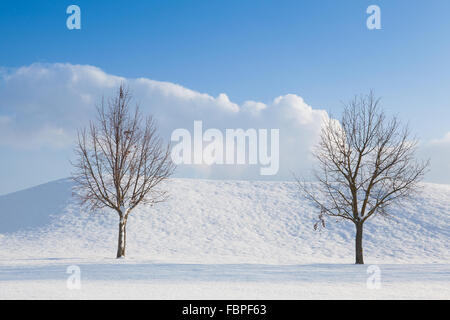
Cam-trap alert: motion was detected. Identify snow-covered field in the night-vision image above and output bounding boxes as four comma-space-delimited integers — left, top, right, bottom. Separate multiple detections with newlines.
0, 178, 449, 299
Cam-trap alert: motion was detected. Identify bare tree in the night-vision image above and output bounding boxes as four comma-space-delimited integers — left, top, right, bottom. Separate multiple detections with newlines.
72, 85, 175, 258
296, 92, 429, 264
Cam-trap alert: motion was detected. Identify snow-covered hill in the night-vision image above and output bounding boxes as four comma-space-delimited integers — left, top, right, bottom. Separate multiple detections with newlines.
1, 178, 449, 265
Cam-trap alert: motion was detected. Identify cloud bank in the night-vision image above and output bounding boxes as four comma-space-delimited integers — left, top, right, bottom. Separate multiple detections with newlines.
0, 63, 448, 183
420, 132, 450, 184
0, 63, 328, 181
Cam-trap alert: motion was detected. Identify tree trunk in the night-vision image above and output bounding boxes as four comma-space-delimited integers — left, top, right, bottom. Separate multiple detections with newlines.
355, 222, 364, 264
116, 216, 127, 258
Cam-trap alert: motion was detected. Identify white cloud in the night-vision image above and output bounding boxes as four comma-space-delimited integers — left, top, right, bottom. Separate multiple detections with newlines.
419, 132, 450, 184
4, 63, 448, 183
0, 63, 331, 180
0, 117, 71, 149
429, 132, 450, 145
242, 101, 267, 116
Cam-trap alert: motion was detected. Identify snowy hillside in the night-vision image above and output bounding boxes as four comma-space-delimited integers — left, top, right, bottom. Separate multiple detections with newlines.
1, 178, 449, 265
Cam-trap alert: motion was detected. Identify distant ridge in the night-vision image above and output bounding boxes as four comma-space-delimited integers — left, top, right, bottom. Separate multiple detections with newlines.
0, 178, 73, 233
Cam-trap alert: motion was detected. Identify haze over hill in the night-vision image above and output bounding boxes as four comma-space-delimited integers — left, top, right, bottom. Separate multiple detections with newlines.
0, 178, 449, 265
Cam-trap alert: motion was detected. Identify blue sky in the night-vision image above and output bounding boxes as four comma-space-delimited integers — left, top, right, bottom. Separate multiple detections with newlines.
1, 0, 450, 194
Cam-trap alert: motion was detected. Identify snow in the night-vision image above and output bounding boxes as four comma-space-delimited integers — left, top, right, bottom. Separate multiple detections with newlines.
0, 178, 449, 299
0, 261, 448, 299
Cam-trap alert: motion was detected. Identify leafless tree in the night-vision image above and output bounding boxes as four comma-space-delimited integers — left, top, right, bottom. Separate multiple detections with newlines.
72, 85, 175, 258
296, 92, 429, 264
